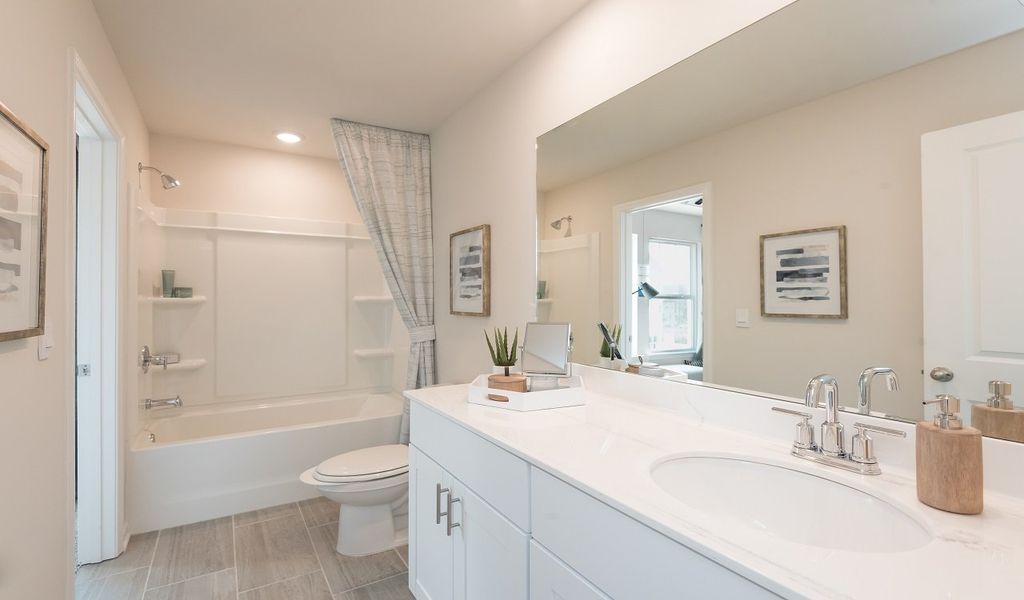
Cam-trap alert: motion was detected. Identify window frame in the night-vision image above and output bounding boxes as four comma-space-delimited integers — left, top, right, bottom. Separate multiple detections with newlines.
643, 236, 702, 357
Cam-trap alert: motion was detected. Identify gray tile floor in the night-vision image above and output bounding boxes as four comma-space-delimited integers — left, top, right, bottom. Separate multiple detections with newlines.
76, 497, 412, 600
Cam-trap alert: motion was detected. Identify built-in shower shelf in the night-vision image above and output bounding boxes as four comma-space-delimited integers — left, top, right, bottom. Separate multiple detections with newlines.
140, 295, 207, 306
537, 298, 554, 305
352, 295, 394, 305
353, 348, 395, 359
153, 358, 208, 373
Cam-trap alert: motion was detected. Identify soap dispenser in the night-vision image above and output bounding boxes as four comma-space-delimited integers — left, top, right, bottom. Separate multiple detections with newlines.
971, 381, 1024, 443
916, 394, 983, 514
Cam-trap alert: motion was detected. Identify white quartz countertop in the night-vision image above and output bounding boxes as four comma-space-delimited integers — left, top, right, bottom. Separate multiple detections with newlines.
405, 383, 1024, 600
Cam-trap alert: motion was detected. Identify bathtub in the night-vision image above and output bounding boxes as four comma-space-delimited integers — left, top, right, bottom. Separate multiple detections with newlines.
128, 391, 404, 533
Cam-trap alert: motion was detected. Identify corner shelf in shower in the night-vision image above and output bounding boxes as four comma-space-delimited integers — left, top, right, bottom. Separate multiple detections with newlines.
352, 295, 394, 305
353, 348, 395, 359
139, 295, 208, 306
537, 298, 554, 305
152, 358, 208, 373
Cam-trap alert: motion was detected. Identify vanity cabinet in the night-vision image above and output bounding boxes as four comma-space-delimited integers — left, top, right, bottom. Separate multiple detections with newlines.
410, 447, 529, 600
409, 401, 778, 600
530, 541, 611, 600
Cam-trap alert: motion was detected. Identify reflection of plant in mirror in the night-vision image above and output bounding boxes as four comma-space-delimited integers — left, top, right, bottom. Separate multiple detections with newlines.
485, 327, 519, 376
600, 324, 622, 358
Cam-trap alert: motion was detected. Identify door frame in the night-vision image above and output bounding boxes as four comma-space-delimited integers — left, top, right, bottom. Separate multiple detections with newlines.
66, 49, 128, 567
611, 182, 713, 379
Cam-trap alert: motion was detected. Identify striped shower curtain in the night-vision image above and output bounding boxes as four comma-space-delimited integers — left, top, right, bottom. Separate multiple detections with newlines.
332, 119, 435, 443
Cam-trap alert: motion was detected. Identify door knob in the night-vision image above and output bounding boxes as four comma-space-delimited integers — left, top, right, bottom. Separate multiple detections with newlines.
929, 367, 954, 382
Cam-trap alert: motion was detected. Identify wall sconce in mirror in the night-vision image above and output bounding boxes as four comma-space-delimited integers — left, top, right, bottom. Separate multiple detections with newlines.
550, 215, 573, 237
632, 282, 660, 298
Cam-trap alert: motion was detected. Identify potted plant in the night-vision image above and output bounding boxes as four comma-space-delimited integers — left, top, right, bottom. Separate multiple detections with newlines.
485, 327, 527, 393
598, 324, 621, 368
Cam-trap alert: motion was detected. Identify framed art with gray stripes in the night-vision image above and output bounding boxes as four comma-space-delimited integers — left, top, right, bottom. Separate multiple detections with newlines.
0, 101, 48, 342
760, 225, 847, 319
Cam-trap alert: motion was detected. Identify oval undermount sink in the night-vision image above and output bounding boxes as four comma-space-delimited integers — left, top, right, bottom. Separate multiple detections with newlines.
651, 454, 932, 553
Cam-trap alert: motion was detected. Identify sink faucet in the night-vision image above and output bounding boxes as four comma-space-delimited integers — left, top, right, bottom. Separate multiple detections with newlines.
858, 367, 900, 414
805, 374, 844, 457
774, 374, 907, 475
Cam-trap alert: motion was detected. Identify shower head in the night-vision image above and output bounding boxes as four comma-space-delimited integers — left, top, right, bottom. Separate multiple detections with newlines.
550, 215, 573, 237
139, 162, 181, 190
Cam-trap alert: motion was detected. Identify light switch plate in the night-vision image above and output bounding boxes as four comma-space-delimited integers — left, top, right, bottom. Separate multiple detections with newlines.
735, 308, 751, 328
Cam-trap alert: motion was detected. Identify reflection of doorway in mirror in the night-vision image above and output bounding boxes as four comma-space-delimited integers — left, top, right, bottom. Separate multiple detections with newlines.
614, 185, 708, 381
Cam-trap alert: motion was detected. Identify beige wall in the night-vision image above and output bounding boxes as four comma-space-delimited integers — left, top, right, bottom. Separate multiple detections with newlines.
538, 30, 1024, 417
0, 0, 150, 598
431, 0, 795, 383
149, 134, 359, 223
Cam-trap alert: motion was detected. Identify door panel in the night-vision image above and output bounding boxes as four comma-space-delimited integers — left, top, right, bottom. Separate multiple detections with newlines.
453, 482, 529, 600
410, 447, 453, 600
922, 110, 1024, 419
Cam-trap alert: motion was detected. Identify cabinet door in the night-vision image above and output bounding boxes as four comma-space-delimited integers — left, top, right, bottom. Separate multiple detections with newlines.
452, 482, 529, 600
530, 541, 611, 600
410, 447, 453, 600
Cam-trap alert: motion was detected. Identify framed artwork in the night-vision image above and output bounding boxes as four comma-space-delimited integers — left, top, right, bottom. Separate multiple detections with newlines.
0, 101, 48, 342
760, 225, 846, 319
450, 224, 490, 316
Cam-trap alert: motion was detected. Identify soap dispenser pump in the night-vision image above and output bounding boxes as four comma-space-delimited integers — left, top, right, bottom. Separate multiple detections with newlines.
971, 381, 1024, 443
916, 394, 983, 514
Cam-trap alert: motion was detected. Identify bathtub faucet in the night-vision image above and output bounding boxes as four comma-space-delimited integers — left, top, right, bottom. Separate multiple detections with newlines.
144, 395, 183, 410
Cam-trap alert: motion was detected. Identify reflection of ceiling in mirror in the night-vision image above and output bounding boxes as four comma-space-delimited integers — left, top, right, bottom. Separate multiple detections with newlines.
537, 0, 1024, 191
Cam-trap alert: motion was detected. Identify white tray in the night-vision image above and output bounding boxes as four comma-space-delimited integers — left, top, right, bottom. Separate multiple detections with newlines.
467, 375, 586, 411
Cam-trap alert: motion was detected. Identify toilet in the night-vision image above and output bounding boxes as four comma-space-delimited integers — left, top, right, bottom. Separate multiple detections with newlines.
300, 443, 409, 556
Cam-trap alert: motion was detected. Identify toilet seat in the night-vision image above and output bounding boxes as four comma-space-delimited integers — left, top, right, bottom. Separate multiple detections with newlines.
312, 444, 408, 484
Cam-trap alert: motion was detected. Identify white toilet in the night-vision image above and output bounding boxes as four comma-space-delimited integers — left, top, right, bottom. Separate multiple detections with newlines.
300, 443, 409, 556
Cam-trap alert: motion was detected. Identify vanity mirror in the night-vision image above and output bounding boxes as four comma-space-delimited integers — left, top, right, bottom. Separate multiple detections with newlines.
535, 0, 1024, 438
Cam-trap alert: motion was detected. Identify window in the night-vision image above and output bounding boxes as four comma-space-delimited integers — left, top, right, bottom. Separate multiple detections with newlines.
646, 238, 699, 354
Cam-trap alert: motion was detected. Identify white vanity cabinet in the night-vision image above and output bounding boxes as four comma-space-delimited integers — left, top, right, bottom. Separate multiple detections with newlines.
409, 404, 530, 600
409, 401, 778, 600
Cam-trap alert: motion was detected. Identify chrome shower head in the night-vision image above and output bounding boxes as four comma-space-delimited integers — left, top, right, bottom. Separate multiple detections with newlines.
139, 162, 181, 190
550, 215, 573, 237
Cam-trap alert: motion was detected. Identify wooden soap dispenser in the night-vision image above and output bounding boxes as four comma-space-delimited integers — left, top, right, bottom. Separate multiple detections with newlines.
916, 394, 983, 514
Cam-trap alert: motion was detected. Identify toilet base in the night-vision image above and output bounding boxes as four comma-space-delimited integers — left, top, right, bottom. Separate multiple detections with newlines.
335, 504, 399, 556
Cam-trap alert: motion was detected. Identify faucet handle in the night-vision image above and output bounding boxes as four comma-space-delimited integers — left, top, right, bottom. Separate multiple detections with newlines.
771, 407, 816, 450
850, 422, 907, 465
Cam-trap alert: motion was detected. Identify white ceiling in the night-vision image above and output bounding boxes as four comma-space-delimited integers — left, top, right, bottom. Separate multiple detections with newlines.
538, 0, 1024, 191
92, 0, 590, 158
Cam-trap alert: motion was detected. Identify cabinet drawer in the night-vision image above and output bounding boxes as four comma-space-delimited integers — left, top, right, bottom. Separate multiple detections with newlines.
531, 469, 780, 600
410, 402, 530, 530
530, 541, 610, 600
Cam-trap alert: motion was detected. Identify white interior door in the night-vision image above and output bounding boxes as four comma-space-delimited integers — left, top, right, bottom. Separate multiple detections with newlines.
922, 110, 1024, 421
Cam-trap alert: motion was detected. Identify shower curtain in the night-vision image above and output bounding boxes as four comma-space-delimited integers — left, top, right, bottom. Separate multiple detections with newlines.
332, 119, 435, 443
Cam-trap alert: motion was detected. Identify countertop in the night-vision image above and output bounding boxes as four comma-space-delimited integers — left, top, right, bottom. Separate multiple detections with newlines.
405, 383, 1024, 599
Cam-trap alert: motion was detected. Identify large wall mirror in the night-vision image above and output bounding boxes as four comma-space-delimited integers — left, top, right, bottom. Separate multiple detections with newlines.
535, 0, 1024, 442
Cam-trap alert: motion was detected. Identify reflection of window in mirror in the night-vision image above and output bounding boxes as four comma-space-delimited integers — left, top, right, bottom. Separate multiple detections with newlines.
624, 196, 703, 366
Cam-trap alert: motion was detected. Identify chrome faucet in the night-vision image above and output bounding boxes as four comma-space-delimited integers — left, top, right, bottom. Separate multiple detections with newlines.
805, 374, 844, 457
857, 367, 900, 414
144, 395, 183, 410
774, 374, 907, 475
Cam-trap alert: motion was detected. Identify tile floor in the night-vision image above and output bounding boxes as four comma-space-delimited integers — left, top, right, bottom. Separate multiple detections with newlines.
75, 497, 412, 600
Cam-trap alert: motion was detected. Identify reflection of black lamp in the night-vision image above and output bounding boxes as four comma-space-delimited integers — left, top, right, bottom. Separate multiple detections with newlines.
632, 282, 660, 298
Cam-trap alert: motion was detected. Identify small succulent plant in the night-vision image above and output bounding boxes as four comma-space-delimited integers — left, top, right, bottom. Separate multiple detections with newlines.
484, 327, 519, 376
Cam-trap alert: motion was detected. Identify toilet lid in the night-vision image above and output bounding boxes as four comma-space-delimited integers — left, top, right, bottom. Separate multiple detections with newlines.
313, 444, 408, 483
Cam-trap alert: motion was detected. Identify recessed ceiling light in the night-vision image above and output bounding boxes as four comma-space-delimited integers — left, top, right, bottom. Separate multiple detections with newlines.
276, 131, 303, 144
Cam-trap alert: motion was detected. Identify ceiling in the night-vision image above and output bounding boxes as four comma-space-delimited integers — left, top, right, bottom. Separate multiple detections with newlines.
538, 0, 1024, 191
92, 0, 590, 158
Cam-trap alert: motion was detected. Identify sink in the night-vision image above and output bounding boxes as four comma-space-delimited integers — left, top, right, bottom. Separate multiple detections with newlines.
651, 454, 932, 552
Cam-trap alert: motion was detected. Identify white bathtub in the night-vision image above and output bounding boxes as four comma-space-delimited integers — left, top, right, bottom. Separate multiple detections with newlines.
128, 392, 404, 533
